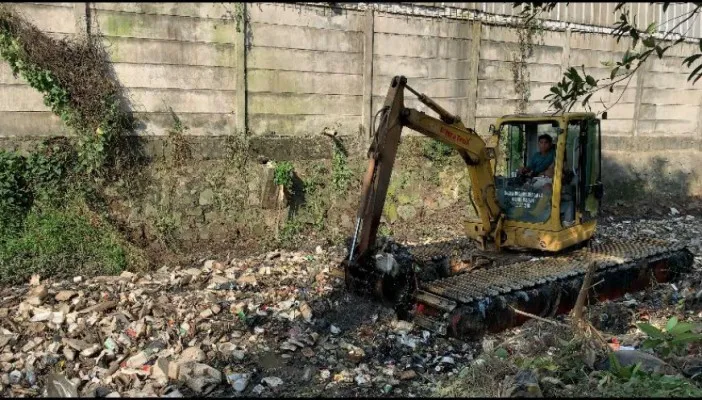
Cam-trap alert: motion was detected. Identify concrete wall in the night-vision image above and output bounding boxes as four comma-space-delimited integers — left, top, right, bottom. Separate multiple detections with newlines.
1, 2, 701, 196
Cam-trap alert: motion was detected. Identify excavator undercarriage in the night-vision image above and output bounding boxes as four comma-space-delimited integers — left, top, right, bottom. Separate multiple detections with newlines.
343, 75, 695, 340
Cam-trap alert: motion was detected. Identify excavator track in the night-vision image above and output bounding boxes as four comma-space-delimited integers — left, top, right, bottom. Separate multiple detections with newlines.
353, 237, 694, 340
410, 237, 693, 338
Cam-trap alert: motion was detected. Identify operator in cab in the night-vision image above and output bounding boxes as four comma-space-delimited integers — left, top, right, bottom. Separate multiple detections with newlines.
519, 134, 555, 178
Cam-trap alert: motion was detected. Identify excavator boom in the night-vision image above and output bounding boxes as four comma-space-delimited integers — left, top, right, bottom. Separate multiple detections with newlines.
350, 76, 501, 266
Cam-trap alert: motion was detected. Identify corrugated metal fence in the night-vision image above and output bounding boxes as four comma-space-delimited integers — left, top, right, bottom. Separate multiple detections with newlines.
408, 2, 702, 39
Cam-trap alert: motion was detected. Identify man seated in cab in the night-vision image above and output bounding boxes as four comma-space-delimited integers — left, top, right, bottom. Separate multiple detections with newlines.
519, 134, 555, 179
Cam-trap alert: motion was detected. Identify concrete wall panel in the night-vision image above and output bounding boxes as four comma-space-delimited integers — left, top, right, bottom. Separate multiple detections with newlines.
248, 93, 361, 116
102, 37, 236, 67
112, 64, 237, 91
125, 88, 236, 114
248, 47, 362, 74
95, 9, 236, 44
0, 111, 69, 137
248, 70, 362, 95
250, 22, 363, 53
131, 112, 237, 136
12, 3, 75, 35
478, 60, 562, 83
249, 114, 361, 136
0, 85, 52, 112
250, 3, 365, 32
480, 42, 562, 65
374, 33, 472, 60
374, 13, 473, 38
90, 2, 232, 19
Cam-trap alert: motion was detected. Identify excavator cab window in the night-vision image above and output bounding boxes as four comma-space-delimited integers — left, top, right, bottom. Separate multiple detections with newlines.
565, 118, 602, 224
494, 121, 557, 224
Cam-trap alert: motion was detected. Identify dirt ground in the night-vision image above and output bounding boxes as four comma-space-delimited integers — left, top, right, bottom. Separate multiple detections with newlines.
1, 204, 701, 397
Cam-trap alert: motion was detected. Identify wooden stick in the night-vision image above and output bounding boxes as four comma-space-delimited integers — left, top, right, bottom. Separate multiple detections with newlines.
509, 305, 568, 327
573, 261, 598, 323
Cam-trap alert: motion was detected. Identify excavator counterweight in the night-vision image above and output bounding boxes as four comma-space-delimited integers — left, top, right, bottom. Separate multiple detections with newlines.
343, 76, 694, 340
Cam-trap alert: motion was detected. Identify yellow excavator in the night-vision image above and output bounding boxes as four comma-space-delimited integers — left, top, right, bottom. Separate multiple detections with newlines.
344, 76, 693, 338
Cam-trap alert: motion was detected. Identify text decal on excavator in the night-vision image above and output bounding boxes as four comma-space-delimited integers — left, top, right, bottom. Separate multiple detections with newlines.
440, 127, 469, 147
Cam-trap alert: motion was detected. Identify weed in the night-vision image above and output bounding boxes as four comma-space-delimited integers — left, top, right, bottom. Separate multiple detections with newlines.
600, 352, 702, 397
422, 139, 455, 166
331, 139, 353, 192
273, 161, 295, 193
637, 316, 702, 357
0, 201, 127, 284
166, 108, 191, 166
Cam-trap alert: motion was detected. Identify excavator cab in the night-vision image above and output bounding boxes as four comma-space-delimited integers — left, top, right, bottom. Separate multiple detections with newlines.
491, 114, 603, 232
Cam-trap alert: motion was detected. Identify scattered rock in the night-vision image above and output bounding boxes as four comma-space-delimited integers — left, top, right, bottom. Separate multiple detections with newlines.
178, 362, 222, 395
55, 291, 76, 302
262, 376, 283, 388
399, 370, 417, 380
179, 347, 206, 363
45, 374, 79, 397
26, 285, 48, 306
501, 370, 543, 397
597, 350, 676, 375
226, 373, 250, 393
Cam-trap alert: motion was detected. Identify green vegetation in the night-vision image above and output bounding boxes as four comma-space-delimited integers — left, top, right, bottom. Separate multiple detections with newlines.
331, 139, 353, 192
0, 5, 142, 283
637, 316, 702, 357
273, 161, 295, 193
0, 203, 127, 285
166, 108, 192, 166
422, 139, 455, 166
436, 315, 702, 398
514, 2, 702, 114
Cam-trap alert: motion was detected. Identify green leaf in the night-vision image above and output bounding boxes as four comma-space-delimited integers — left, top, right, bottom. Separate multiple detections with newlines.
495, 347, 509, 359
611, 67, 620, 79
637, 322, 664, 339
670, 332, 702, 345
689, 63, 702, 84
669, 322, 695, 335
581, 93, 593, 107
684, 54, 702, 67
642, 37, 655, 48
655, 46, 664, 58
586, 75, 597, 86
666, 316, 679, 332
646, 22, 656, 34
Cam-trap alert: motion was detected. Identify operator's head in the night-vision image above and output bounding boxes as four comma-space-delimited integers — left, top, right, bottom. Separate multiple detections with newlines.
538, 134, 553, 154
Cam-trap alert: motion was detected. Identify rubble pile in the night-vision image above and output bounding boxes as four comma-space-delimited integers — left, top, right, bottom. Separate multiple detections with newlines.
0, 214, 700, 398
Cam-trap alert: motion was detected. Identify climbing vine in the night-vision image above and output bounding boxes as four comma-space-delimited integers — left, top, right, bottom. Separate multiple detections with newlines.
511, 9, 545, 113
0, 5, 140, 281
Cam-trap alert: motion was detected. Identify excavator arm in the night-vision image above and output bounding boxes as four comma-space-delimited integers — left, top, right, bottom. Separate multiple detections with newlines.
348, 76, 503, 270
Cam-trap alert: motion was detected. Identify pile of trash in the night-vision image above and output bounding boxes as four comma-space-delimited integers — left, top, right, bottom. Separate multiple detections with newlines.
0, 246, 477, 398
0, 214, 701, 398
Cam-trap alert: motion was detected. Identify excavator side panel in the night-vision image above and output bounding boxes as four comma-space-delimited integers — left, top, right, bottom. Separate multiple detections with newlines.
463, 219, 596, 252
